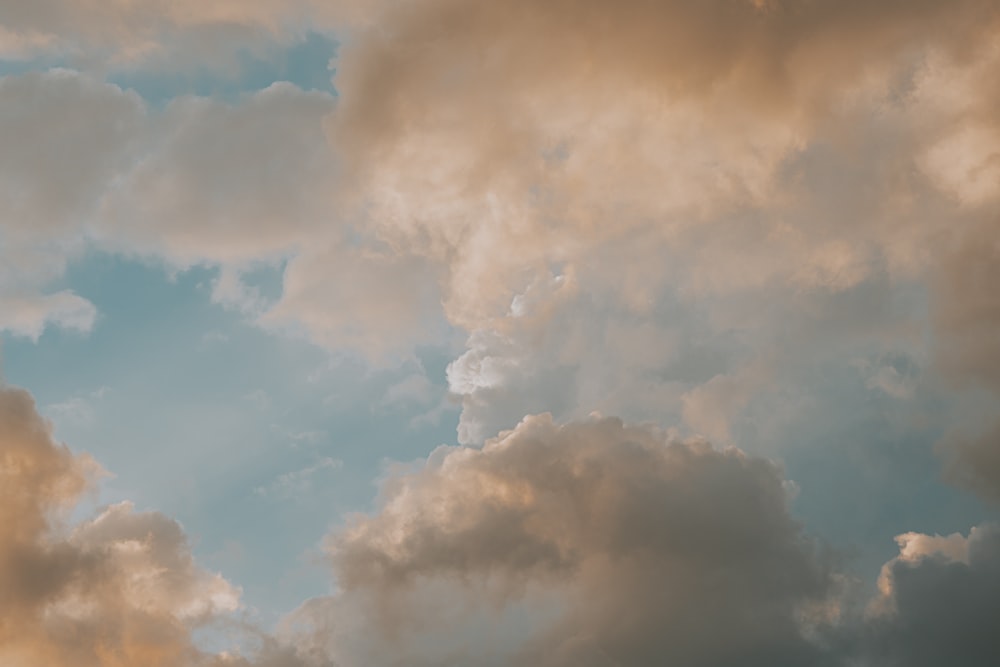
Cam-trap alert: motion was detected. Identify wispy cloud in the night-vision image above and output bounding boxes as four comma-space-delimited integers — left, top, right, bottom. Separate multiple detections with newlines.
254, 457, 343, 500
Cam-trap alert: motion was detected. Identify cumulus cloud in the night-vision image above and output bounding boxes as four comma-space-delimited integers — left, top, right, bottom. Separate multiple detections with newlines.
275, 417, 1000, 667
7, 385, 995, 666
302, 414, 839, 666
0, 384, 322, 667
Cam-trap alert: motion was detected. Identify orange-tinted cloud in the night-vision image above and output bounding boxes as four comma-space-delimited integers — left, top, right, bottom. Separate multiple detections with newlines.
0, 385, 289, 666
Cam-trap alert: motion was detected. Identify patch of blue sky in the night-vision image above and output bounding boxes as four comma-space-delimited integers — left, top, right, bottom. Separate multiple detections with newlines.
108, 31, 339, 107
0, 252, 458, 626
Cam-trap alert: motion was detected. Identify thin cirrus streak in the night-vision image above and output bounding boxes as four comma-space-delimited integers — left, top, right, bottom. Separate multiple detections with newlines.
1, 1, 1000, 666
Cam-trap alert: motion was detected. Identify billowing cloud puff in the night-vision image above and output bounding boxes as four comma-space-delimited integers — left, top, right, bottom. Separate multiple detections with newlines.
0, 384, 325, 667
305, 414, 838, 666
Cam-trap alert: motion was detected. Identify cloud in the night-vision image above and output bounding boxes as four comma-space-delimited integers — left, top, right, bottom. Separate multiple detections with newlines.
932, 217, 1000, 393
314, 0, 1000, 447
0, 71, 141, 337
93, 81, 338, 267
258, 243, 447, 362
859, 524, 1000, 667
0, 291, 97, 339
0, 67, 448, 358
930, 215, 1000, 501
938, 422, 1000, 504
254, 457, 343, 500
1, 0, 999, 551
303, 414, 838, 666
0, 384, 324, 666
5, 379, 998, 666
4, 1, 999, 374
326, 0, 1000, 313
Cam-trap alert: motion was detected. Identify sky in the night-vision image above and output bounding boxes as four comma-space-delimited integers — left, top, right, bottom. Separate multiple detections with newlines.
1, 1, 999, 666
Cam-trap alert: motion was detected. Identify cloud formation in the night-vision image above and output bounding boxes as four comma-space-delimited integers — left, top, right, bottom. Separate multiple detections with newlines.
281, 415, 1000, 667
2, 2, 1000, 663
306, 414, 838, 666
861, 523, 1000, 667
320, 0, 1000, 449
4, 382, 997, 666
0, 384, 327, 667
